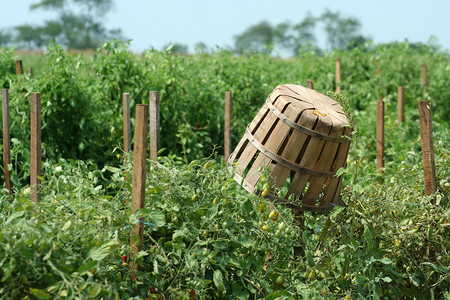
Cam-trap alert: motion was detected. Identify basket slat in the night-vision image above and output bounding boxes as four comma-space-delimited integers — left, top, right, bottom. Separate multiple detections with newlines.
245, 102, 298, 187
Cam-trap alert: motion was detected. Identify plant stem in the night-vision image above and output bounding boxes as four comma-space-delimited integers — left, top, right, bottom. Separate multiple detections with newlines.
350, 134, 358, 245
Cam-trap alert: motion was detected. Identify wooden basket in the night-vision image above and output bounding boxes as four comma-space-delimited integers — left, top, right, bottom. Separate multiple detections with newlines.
228, 84, 351, 212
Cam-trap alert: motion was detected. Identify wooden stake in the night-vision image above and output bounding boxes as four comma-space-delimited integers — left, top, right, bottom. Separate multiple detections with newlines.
421, 64, 428, 87
418, 101, 437, 199
30, 93, 41, 203
130, 104, 149, 280
335, 57, 341, 93
28, 68, 34, 78
123, 93, 131, 153
149, 91, 160, 161
421, 63, 428, 96
224, 91, 232, 160
376, 60, 381, 76
397, 87, 405, 125
2, 89, 12, 196
306, 79, 314, 90
376, 100, 384, 170
15, 60, 24, 75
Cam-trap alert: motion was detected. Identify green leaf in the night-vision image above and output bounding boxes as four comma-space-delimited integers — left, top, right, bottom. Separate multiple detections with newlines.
213, 269, 225, 292
77, 260, 98, 275
306, 251, 315, 267
129, 214, 138, 225
265, 290, 292, 300
1, 260, 16, 282
232, 282, 250, 300
88, 240, 120, 261
382, 276, 392, 283
335, 167, 348, 177
379, 258, 393, 264
363, 226, 373, 247
88, 284, 102, 298
5, 211, 24, 225
153, 259, 159, 275
352, 184, 364, 194
173, 228, 189, 241
238, 199, 253, 214
30, 289, 50, 300
135, 209, 166, 227
206, 204, 218, 218
61, 220, 71, 231
186, 254, 197, 271
104, 166, 120, 173
237, 234, 253, 248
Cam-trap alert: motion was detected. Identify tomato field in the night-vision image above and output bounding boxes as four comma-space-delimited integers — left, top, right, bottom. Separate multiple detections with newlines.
0, 41, 449, 299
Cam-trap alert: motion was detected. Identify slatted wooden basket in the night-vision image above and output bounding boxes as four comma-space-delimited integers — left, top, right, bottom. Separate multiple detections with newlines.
228, 84, 351, 212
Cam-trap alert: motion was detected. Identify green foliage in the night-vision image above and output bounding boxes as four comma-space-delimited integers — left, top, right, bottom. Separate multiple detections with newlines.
0, 40, 449, 298
0, 47, 16, 88
0, 156, 302, 299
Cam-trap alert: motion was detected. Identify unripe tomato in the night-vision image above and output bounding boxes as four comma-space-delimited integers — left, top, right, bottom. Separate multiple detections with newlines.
269, 210, 279, 221
394, 239, 400, 248
260, 174, 267, 183
308, 270, 316, 280
278, 222, 285, 231
203, 161, 215, 169
276, 275, 284, 287
261, 188, 269, 197
222, 221, 229, 229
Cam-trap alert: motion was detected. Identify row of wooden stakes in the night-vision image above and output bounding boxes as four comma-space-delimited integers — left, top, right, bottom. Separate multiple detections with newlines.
3, 57, 438, 203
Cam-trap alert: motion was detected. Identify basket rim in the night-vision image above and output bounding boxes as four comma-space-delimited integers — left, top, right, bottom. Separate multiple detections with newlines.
265, 97, 350, 143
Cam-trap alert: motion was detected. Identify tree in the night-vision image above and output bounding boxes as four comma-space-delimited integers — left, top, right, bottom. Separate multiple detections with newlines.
194, 42, 209, 54
275, 14, 317, 56
321, 9, 364, 50
0, 29, 12, 47
233, 21, 274, 54
163, 43, 189, 55
233, 9, 369, 55
14, 0, 124, 49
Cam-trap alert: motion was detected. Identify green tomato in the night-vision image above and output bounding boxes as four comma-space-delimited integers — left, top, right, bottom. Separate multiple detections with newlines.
262, 224, 270, 231
222, 221, 229, 229
269, 210, 279, 221
276, 275, 284, 287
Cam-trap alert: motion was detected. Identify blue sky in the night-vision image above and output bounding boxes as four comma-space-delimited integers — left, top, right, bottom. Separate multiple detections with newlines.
2, 0, 449, 53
